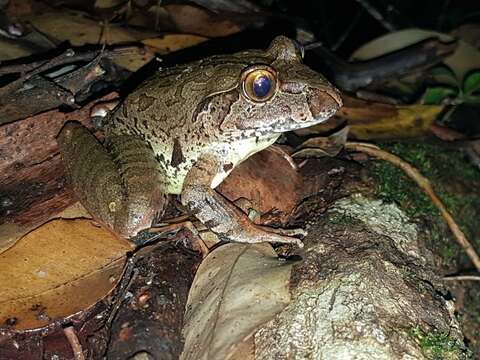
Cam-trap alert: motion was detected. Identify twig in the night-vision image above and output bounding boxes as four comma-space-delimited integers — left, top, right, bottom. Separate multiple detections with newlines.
345, 142, 480, 272
63, 325, 85, 360
353, 0, 397, 31
442, 275, 480, 281
0, 49, 90, 97
332, 9, 364, 51
312, 38, 457, 92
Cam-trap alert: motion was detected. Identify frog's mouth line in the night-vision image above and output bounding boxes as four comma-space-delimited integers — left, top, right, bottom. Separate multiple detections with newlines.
270, 107, 339, 134
222, 106, 339, 140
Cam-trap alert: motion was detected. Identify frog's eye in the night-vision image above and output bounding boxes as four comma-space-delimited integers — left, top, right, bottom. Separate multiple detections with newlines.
241, 66, 277, 102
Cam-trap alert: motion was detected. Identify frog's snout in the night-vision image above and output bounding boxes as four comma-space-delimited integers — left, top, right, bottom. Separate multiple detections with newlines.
308, 86, 342, 120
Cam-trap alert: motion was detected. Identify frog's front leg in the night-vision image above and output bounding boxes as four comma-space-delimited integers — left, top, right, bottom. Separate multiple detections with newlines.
181, 155, 304, 247
57, 122, 167, 238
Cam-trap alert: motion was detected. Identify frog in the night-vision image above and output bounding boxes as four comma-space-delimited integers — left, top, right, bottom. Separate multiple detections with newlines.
57, 36, 342, 247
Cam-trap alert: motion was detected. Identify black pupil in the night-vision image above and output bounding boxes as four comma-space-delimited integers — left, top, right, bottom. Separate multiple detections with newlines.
252, 75, 271, 98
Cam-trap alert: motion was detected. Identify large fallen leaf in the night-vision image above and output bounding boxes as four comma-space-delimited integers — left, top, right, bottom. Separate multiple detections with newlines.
181, 243, 294, 360
0, 202, 93, 254
0, 218, 132, 330
351, 28, 480, 83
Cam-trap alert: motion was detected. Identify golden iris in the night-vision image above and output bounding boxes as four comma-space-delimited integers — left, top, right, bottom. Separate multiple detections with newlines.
241, 67, 277, 102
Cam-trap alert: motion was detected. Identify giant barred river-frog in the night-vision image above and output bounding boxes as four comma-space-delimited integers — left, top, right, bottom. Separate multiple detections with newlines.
57, 36, 342, 247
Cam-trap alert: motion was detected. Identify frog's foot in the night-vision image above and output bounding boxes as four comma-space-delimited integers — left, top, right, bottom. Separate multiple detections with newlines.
256, 225, 307, 238
240, 223, 305, 248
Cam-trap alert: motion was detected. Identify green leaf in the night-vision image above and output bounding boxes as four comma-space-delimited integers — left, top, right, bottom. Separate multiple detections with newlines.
421, 86, 458, 105
429, 66, 459, 88
463, 70, 480, 95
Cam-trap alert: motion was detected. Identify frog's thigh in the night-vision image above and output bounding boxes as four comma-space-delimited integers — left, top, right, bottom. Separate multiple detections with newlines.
58, 122, 124, 231
108, 134, 167, 235
57, 123, 166, 238
181, 155, 302, 246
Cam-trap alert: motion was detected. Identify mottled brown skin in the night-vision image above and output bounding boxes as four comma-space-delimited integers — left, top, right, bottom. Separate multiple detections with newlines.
57, 36, 342, 246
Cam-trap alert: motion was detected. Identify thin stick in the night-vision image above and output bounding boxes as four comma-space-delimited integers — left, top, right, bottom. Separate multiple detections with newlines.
63, 325, 85, 360
353, 0, 397, 31
442, 275, 480, 281
345, 142, 480, 272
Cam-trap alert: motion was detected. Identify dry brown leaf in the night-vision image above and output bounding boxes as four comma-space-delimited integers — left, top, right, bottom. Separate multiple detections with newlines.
217, 147, 302, 224
0, 218, 132, 330
110, 47, 156, 72
142, 34, 208, 55
26, 10, 157, 46
163, 4, 241, 38
181, 243, 293, 360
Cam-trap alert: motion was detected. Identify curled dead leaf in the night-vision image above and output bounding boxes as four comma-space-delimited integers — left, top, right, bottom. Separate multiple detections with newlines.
181, 243, 294, 360
292, 126, 349, 158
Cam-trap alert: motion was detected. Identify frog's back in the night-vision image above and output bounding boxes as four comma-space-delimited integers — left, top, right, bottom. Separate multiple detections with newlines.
106, 49, 270, 138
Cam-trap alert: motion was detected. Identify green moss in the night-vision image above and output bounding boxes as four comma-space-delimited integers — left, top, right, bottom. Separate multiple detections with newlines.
408, 326, 472, 359
370, 143, 480, 264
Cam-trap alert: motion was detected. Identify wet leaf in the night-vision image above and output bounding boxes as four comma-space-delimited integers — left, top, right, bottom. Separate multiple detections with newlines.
181, 243, 294, 360
0, 218, 132, 330
421, 86, 458, 105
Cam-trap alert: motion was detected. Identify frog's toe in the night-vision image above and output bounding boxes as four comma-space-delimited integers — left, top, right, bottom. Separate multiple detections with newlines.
259, 226, 307, 238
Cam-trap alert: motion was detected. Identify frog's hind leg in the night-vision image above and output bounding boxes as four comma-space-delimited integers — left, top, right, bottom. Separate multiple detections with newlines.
57, 122, 166, 238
